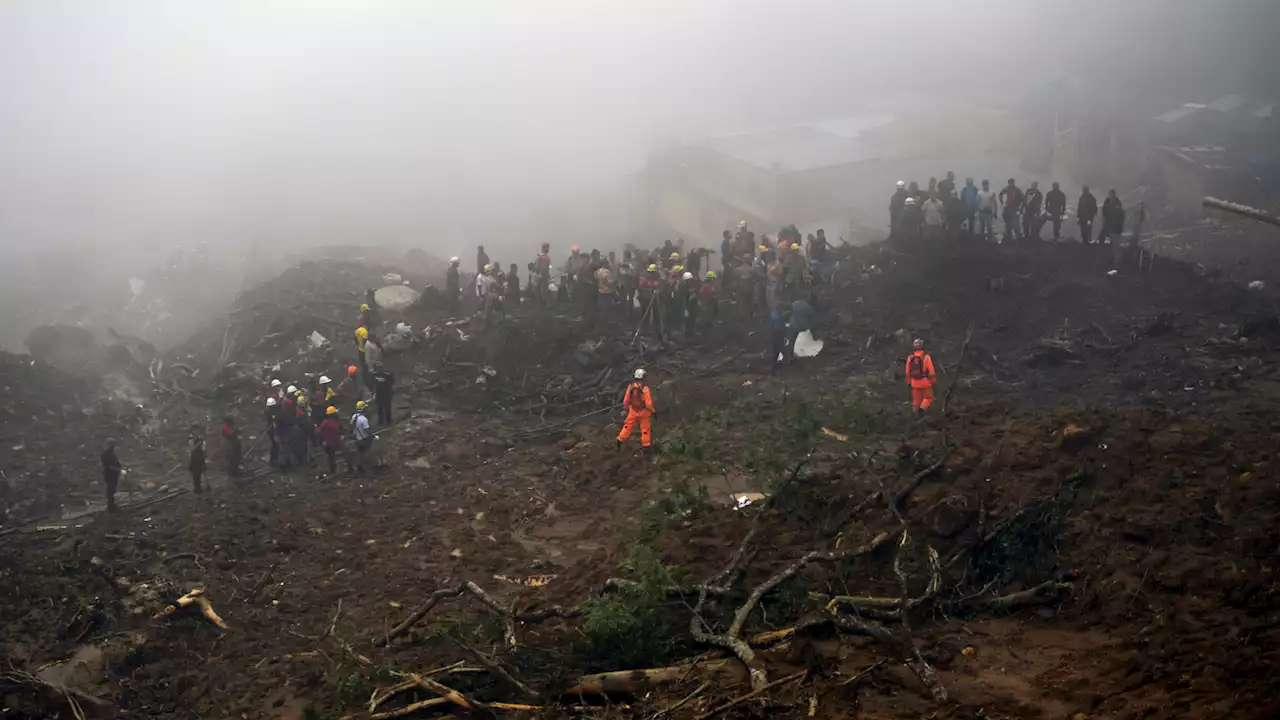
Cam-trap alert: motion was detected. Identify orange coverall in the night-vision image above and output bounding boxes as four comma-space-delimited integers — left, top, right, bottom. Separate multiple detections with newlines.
618, 381, 654, 447
905, 350, 936, 410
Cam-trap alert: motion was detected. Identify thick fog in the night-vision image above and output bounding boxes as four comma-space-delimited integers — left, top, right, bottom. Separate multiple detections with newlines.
0, 0, 1274, 350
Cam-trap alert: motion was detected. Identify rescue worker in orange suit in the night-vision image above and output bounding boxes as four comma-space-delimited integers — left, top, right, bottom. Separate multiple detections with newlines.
617, 368, 655, 449
905, 338, 937, 416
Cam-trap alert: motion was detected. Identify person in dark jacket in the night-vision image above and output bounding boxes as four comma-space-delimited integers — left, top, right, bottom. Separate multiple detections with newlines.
1045, 182, 1067, 241
1077, 186, 1098, 244
999, 179, 1024, 242
937, 171, 956, 198
889, 181, 909, 237
476, 245, 490, 276
445, 257, 461, 313
188, 426, 206, 494
1022, 181, 1044, 240
1100, 190, 1124, 243
373, 370, 395, 426
506, 263, 521, 305
102, 440, 122, 513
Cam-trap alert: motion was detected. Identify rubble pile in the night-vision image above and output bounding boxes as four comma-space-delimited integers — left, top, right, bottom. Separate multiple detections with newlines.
5, 238, 1280, 718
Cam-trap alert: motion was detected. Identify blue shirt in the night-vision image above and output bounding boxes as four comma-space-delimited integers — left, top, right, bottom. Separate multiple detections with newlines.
960, 184, 980, 211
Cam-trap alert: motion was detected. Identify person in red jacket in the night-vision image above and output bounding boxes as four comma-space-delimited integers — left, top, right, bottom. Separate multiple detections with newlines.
905, 338, 937, 416
616, 368, 655, 449
220, 416, 241, 477
317, 406, 343, 475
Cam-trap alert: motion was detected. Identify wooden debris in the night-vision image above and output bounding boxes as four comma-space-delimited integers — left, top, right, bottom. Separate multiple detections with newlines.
153, 589, 228, 629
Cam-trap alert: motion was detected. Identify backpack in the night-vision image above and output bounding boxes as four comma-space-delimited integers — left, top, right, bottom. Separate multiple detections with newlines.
908, 353, 927, 379
626, 382, 648, 411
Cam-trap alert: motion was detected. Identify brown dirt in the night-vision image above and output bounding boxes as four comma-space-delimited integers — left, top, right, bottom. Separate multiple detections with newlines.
4, 237, 1280, 719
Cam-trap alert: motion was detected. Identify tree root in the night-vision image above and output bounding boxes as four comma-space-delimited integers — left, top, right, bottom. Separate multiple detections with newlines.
692, 531, 892, 691
691, 669, 807, 720
376, 580, 581, 647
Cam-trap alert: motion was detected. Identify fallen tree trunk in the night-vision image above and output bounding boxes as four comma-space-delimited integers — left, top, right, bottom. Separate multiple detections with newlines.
565, 658, 747, 695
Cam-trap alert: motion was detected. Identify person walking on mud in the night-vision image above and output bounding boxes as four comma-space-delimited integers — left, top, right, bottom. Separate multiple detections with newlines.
264, 397, 280, 467
102, 439, 122, 513
616, 368, 655, 450
905, 338, 937, 417
188, 426, 206, 494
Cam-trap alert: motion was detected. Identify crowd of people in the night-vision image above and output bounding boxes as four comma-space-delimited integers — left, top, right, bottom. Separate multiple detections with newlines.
100, 171, 1134, 507
888, 172, 1146, 246
440, 224, 835, 368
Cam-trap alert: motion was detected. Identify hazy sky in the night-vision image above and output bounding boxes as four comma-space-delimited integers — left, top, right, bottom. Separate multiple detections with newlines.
0, 0, 1271, 257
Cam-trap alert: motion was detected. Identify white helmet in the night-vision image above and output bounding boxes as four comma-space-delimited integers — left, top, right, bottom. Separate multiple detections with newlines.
633, 368, 646, 380
682, 271, 694, 281
904, 197, 917, 205
270, 379, 282, 388
319, 375, 331, 384
896, 180, 906, 189
449, 256, 459, 263
265, 397, 278, 407
286, 385, 297, 394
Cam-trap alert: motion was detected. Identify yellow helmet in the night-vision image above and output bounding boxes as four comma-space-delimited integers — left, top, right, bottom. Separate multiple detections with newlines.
355, 400, 367, 411
738, 220, 747, 227
360, 303, 370, 311
669, 252, 681, 260
791, 243, 801, 250
672, 265, 683, 273
483, 264, 493, 274
758, 244, 767, 252
326, 406, 338, 415
355, 327, 369, 340
647, 264, 658, 272
705, 271, 717, 279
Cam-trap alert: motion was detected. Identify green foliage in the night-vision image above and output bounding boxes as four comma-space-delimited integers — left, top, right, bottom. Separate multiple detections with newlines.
327, 669, 374, 708
576, 546, 687, 671
639, 476, 712, 542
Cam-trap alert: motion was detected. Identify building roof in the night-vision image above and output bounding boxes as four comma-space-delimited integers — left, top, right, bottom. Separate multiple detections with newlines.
701, 114, 895, 173
1153, 103, 1205, 123
1207, 94, 1249, 113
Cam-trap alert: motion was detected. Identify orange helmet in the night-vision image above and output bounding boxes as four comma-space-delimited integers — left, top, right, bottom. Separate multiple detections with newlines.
347, 365, 358, 376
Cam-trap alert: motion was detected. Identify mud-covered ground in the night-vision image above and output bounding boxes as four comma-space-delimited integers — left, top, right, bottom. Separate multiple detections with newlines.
3, 236, 1280, 719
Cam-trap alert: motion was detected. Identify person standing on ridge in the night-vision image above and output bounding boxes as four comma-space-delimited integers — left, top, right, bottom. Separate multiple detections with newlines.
1023, 181, 1044, 241
905, 338, 937, 417
1045, 182, 1067, 241
976, 179, 997, 240
999, 178, 1024, 242
445, 257, 461, 313
959, 178, 979, 236
1077, 186, 1098, 244
889, 181, 909, 237
617, 368, 655, 449
476, 245, 490, 276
